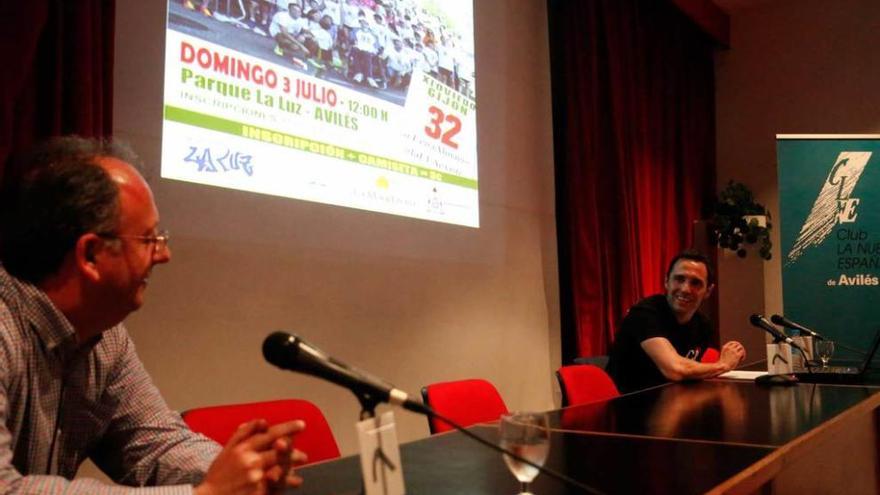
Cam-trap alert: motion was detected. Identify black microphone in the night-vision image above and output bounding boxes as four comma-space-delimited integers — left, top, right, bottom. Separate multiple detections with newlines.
749, 314, 803, 351
770, 314, 824, 340
262, 331, 603, 494
262, 332, 428, 415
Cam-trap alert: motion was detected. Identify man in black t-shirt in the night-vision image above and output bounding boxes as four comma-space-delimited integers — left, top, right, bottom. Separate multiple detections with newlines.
606, 251, 746, 393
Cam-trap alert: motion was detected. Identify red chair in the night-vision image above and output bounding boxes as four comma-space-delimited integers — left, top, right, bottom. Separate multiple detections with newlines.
182, 399, 340, 465
701, 348, 720, 363
556, 364, 620, 407
420, 379, 509, 434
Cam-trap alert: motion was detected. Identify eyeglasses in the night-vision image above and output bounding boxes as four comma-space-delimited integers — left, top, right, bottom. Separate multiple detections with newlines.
100, 229, 171, 255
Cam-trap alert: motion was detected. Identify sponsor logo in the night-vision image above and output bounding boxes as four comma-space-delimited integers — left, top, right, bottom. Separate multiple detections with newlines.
787, 152, 871, 264
827, 273, 880, 286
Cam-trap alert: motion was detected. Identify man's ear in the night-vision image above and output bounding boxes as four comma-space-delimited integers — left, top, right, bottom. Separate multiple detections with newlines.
75, 234, 104, 282
706, 283, 715, 298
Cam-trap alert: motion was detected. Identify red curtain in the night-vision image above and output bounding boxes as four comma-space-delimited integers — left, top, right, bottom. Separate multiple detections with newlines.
0, 0, 115, 180
549, 0, 717, 361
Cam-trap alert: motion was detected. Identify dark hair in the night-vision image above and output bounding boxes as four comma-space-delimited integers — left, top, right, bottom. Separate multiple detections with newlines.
665, 250, 714, 286
0, 136, 141, 283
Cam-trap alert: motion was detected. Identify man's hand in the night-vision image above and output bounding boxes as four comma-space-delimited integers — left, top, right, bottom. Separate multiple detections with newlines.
266, 434, 308, 492
194, 419, 307, 495
719, 341, 746, 370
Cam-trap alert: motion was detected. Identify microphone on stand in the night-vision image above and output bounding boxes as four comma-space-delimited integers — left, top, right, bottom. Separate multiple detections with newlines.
262, 331, 428, 415
770, 314, 824, 340
749, 314, 812, 381
770, 314, 866, 356
262, 331, 603, 495
749, 314, 804, 351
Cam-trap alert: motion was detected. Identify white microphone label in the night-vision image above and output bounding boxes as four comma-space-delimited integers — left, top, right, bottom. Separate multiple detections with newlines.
356, 411, 405, 495
767, 343, 794, 375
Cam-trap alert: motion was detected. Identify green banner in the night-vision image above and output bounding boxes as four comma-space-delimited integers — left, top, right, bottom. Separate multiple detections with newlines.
164, 105, 478, 190
778, 135, 880, 353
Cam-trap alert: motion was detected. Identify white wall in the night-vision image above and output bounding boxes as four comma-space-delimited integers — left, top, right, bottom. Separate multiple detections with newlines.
110, 0, 559, 460
715, 0, 880, 355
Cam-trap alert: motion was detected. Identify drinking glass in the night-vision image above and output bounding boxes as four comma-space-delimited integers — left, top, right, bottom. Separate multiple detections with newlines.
816, 340, 835, 367
499, 412, 550, 495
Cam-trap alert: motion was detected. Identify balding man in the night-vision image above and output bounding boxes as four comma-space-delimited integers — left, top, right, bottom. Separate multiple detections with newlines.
0, 136, 305, 494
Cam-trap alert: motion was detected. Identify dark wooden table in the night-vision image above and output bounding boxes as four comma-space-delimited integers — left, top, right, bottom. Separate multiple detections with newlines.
293, 378, 880, 494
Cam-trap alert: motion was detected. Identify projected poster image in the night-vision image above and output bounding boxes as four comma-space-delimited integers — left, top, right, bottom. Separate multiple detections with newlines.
162, 0, 478, 227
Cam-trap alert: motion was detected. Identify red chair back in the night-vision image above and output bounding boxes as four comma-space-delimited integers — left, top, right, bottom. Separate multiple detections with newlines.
183, 399, 340, 464
420, 379, 508, 434
556, 364, 620, 407
701, 347, 720, 363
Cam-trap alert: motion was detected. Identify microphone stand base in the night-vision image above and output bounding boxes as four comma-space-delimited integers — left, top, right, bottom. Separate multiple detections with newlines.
755, 373, 799, 386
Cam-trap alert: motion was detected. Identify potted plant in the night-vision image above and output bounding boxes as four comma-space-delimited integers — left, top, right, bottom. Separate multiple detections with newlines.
709, 181, 772, 260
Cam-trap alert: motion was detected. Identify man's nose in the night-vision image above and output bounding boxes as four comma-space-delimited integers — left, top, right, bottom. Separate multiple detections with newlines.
153, 244, 171, 264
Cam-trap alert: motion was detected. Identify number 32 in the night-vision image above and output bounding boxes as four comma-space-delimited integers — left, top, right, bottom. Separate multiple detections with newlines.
424, 106, 461, 149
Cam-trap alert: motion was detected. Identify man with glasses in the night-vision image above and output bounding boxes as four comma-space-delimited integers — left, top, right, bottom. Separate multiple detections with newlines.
0, 136, 305, 494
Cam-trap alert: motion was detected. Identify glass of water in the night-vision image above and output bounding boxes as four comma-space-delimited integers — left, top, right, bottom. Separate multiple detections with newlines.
816, 340, 835, 367
499, 412, 550, 495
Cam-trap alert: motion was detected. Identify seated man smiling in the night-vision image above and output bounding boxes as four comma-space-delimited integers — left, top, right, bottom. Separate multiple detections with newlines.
606, 251, 746, 393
